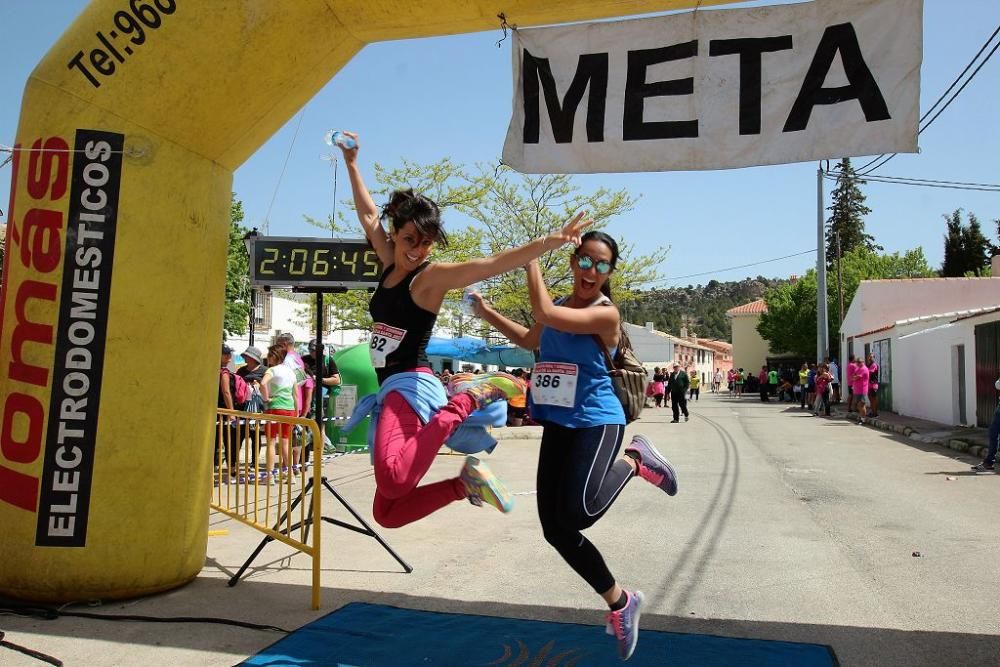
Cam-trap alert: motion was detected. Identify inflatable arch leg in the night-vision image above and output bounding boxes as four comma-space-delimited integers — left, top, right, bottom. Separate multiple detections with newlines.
0, 0, 732, 601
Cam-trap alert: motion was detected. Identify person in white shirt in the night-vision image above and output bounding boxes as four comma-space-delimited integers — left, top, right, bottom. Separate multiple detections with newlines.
828, 358, 841, 403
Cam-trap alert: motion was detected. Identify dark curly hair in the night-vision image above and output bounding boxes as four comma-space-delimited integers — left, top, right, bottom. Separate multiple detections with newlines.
381, 189, 448, 247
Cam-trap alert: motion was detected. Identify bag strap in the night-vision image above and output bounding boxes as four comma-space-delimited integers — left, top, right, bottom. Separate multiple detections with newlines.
580, 294, 622, 372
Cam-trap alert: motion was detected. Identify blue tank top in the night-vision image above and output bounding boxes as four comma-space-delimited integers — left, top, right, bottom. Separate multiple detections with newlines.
529, 299, 625, 428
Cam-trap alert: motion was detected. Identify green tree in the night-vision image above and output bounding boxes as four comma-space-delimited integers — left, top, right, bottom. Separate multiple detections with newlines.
621, 276, 784, 342
961, 213, 992, 275
825, 158, 880, 265
463, 164, 659, 329
306, 159, 664, 337
941, 209, 964, 277
837, 246, 935, 305
223, 195, 252, 338
759, 247, 934, 358
757, 274, 818, 357
941, 209, 993, 276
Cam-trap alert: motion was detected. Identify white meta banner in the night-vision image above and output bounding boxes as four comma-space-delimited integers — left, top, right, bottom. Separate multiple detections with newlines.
502, 0, 922, 173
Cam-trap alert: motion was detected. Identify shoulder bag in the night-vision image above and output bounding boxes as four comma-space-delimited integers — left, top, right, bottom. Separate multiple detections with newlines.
592, 327, 646, 423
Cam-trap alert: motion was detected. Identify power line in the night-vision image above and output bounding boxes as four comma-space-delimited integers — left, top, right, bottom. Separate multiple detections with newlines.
916, 38, 1000, 136
856, 23, 1000, 174
822, 170, 1000, 192
263, 108, 308, 234
649, 249, 817, 285
920, 25, 1000, 124
856, 24, 1000, 176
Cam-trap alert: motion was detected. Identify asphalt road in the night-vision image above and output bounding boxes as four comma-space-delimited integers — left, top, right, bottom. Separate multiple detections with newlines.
3, 392, 998, 665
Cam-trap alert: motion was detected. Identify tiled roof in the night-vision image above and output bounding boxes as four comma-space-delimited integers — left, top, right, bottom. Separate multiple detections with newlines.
650, 329, 716, 352
853, 305, 1000, 338
726, 299, 767, 316
697, 338, 733, 352
862, 277, 999, 283
951, 305, 1000, 323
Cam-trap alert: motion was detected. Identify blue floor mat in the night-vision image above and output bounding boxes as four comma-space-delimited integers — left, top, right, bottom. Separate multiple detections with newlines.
243, 602, 838, 666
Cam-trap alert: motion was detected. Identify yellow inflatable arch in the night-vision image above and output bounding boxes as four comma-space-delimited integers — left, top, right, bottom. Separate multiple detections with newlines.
0, 0, 735, 601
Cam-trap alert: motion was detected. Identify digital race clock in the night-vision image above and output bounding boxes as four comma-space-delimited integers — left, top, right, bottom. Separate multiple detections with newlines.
246, 234, 383, 289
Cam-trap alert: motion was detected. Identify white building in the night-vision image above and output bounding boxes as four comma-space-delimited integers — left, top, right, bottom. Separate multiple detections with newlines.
886, 308, 1000, 426
623, 322, 716, 385
623, 322, 676, 373
841, 275, 1000, 427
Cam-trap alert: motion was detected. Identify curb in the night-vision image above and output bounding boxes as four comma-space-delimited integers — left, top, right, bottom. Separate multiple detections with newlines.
491, 428, 544, 441
846, 413, 986, 461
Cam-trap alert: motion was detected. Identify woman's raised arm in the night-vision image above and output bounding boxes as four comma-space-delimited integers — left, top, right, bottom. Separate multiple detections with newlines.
525, 260, 619, 339
472, 292, 543, 351
338, 132, 394, 267
421, 212, 593, 297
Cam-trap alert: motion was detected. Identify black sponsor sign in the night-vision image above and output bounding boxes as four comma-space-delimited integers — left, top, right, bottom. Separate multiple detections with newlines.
35, 129, 123, 547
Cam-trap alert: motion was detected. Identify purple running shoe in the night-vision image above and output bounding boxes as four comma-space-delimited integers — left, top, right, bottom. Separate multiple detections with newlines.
606, 589, 644, 661
625, 435, 678, 496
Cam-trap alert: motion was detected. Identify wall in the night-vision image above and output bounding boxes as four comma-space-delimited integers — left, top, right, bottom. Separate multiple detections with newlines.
700, 343, 734, 377
688, 349, 715, 387
623, 323, 675, 368
891, 322, 977, 425
731, 314, 771, 373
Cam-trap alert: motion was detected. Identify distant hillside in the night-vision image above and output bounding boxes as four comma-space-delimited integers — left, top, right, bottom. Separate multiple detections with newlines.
620, 276, 790, 343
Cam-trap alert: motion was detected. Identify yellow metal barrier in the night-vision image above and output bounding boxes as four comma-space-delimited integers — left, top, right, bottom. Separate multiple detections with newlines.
211, 408, 323, 610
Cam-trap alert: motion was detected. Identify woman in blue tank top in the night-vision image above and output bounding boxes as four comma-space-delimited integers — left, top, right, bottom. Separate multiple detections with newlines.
474, 231, 679, 661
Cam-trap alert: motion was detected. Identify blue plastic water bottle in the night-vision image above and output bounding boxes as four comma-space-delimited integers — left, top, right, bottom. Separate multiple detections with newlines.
324, 130, 357, 150
460, 286, 478, 316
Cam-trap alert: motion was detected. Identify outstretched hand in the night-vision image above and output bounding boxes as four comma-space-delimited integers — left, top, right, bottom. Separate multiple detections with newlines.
547, 211, 594, 249
469, 291, 488, 318
339, 130, 360, 164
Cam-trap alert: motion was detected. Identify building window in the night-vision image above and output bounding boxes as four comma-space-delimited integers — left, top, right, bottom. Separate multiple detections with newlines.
253, 289, 272, 329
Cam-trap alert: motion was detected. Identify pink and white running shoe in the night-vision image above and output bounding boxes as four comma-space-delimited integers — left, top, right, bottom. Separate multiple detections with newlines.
625, 435, 678, 496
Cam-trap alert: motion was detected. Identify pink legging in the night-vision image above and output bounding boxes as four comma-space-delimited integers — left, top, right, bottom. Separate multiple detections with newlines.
372, 390, 477, 528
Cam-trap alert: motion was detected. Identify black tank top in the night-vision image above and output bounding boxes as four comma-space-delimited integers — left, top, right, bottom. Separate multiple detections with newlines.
368, 262, 437, 383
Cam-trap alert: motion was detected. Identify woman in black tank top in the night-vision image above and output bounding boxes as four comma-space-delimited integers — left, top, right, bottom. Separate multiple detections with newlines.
338, 132, 592, 530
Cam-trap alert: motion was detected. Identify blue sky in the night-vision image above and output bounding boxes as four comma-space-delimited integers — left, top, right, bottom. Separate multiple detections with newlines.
1, 1, 997, 287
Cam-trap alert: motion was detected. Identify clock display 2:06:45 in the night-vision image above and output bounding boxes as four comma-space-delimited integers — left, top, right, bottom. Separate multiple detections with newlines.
258, 247, 381, 279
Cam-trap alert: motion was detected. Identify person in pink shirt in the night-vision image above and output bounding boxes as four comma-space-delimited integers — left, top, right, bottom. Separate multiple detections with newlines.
812, 363, 832, 416
865, 353, 880, 418
852, 359, 870, 422
845, 355, 858, 414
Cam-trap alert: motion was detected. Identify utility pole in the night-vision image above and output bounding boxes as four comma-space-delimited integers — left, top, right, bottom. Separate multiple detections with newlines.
321, 152, 339, 236
816, 166, 829, 363
836, 231, 844, 331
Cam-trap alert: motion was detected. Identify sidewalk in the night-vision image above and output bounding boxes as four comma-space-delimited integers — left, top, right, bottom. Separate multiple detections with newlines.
796, 399, 992, 462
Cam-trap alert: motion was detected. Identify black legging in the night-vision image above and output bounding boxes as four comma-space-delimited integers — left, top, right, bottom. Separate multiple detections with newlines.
537, 422, 632, 594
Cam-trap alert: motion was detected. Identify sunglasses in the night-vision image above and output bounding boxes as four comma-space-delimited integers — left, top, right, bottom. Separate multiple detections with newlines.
575, 253, 612, 275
